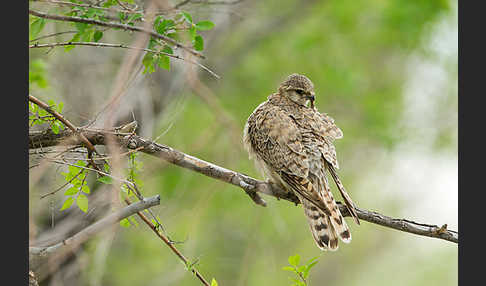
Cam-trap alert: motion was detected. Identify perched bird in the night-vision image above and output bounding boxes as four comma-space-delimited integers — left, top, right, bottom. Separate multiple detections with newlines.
243, 73, 360, 251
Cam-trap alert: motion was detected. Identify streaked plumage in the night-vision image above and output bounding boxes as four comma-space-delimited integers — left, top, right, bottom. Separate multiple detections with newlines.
243, 74, 359, 251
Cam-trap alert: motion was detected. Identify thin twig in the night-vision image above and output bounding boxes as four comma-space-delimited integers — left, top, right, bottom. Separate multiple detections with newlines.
124, 198, 211, 286
29, 9, 205, 59
35, 0, 144, 14
29, 41, 219, 79
39, 169, 85, 199
29, 129, 459, 244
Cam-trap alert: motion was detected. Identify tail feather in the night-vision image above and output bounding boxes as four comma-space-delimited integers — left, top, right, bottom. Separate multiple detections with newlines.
302, 199, 339, 251
327, 164, 360, 225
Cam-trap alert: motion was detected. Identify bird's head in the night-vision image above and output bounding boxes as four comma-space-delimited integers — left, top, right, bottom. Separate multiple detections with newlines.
278, 73, 316, 108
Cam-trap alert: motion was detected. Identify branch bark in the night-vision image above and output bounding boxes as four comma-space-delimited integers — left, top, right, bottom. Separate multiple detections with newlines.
29, 41, 219, 79
29, 195, 161, 271
28, 9, 205, 59
29, 129, 459, 244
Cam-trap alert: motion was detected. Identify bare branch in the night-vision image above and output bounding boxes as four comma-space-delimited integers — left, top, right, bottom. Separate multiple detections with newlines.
28, 9, 205, 59
29, 41, 219, 79
29, 129, 459, 244
29, 195, 161, 270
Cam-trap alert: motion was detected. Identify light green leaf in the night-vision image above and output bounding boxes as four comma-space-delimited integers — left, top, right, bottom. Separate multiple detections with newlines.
188, 26, 197, 41
51, 122, 60, 134
142, 52, 156, 74
30, 18, 46, 40
97, 176, 113, 184
81, 185, 90, 194
158, 55, 170, 71
195, 20, 215, 31
193, 35, 204, 51
282, 266, 295, 272
210, 278, 218, 286
77, 194, 89, 213
60, 197, 75, 211
64, 187, 78, 196
288, 254, 300, 267
57, 101, 64, 113
120, 218, 131, 227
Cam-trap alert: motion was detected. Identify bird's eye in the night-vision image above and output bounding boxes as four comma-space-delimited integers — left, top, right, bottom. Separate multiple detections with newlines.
296, 90, 304, 95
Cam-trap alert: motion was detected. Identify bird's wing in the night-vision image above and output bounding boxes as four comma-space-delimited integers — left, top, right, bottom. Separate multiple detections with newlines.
246, 103, 309, 178
304, 109, 360, 225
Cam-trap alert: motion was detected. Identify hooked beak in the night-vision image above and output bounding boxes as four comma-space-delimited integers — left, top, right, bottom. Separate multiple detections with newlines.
306, 92, 315, 108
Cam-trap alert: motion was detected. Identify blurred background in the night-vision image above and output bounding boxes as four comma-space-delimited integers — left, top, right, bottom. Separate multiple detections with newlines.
29, 0, 457, 285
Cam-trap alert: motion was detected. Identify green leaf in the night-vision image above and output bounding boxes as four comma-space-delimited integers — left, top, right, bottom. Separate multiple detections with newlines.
30, 18, 46, 40
72, 179, 83, 188
80, 29, 94, 42
97, 176, 113, 184
60, 197, 75, 211
155, 18, 175, 34
282, 266, 296, 272
288, 254, 300, 267
75, 22, 89, 34
64, 187, 79, 196
57, 101, 64, 113
120, 218, 131, 227
102, 0, 117, 7
104, 163, 110, 173
142, 52, 156, 74
77, 194, 89, 213
193, 35, 204, 51
158, 55, 170, 71
195, 20, 215, 31
51, 121, 60, 134
65, 33, 81, 52
210, 278, 218, 286
81, 185, 90, 194
188, 26, 197, 41
181, 11, 193, 23
94, 30, 103, 42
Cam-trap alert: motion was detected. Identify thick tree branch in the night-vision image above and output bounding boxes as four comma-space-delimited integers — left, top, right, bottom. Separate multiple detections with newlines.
28, 129, 458, 244
28, 9, 205, 59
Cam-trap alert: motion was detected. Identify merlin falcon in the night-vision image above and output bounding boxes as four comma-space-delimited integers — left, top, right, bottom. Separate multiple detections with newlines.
243, 73, 360, 251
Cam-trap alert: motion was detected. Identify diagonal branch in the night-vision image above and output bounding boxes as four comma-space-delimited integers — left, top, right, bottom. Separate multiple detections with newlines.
124, 198, 211, 286
28, 129, 459, 244
29, 195, 161, 270
28, 9, 205, 59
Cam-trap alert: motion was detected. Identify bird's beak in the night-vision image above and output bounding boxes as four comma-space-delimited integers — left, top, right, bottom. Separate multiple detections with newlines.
307, 92, 315, 108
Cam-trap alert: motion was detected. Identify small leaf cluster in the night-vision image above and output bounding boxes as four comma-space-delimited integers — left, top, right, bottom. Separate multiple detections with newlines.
64, 5, 107, 51
282, 254, 319, 286
29, 100, 65, 134
141, 11, 215, 74
60, 160, 90, 213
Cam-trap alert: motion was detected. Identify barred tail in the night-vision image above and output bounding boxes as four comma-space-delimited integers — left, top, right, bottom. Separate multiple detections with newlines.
302, 199, 339, 251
